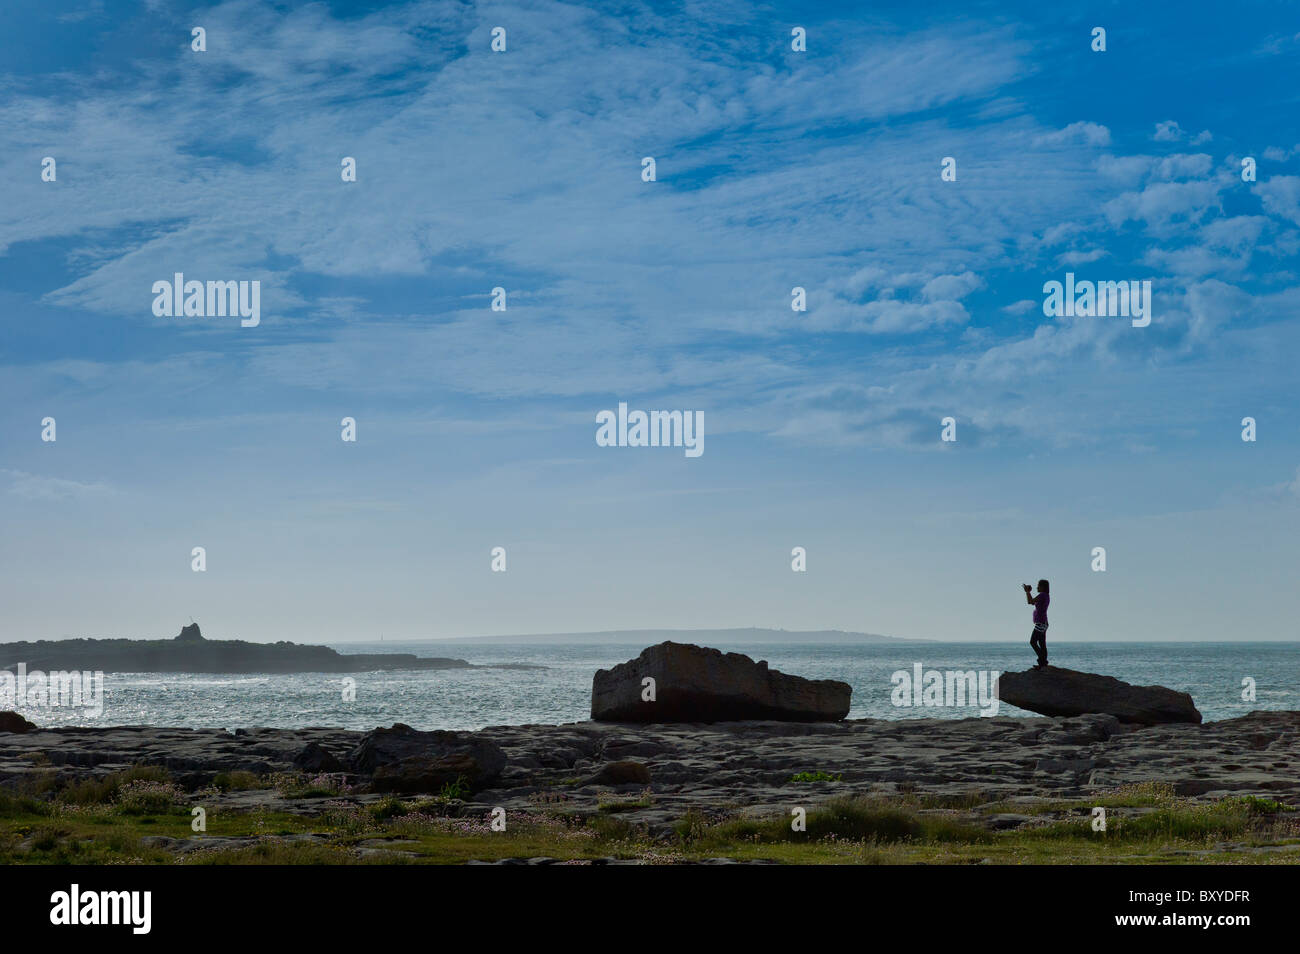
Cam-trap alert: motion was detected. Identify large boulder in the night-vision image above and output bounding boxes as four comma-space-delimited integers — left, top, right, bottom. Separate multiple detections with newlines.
592, 642, 851, 723
0, 711, 36, 733
345, 723, 506, 794
582, 760, 652, 786
292, 741, 344, 773
997, 667, 1202, 725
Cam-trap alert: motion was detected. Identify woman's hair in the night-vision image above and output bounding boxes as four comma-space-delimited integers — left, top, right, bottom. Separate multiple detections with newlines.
1038, 579, 1050, 593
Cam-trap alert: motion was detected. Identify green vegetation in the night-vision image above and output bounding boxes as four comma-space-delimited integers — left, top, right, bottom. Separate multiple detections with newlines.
438, 776, 470, 800
369, 796, 411, 822
53, 765, 171, 806
1, 767, 1297, 865
272, 772, 354, 799
211, 770, 267, 792
790, 771, 843, 783
596, 789, 654, 814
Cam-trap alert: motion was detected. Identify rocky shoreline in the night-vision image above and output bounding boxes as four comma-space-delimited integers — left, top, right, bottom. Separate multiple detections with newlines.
3, 711, 1296, 838
4, 644, 1295, 862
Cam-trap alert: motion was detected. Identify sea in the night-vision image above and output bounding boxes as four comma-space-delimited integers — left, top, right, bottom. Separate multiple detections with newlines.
11, 640, 1297, 731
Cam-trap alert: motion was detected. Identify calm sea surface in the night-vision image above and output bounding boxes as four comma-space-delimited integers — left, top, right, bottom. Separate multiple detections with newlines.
11, 640, 1297, 731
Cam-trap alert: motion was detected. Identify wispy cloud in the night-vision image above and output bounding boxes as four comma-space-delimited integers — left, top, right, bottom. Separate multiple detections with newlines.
2, 469, 115, 500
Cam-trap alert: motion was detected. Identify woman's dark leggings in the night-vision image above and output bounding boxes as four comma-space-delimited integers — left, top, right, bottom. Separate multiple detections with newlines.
1030, 628, 1048, 666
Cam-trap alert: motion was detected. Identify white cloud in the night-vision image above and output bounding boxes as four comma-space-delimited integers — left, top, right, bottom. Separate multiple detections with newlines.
1153, 120, 1184, 142
1058, 248, 1107, 266
2, 470, 115, 501
1034, 121, 1111, 147
1103, 179, 1224, 229
1152, 154, 1214, 180
921, 271, 983, 301
1257, 176, 1300, 225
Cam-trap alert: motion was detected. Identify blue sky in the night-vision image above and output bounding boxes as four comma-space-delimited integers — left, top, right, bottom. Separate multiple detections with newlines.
2, 0, 1299, 643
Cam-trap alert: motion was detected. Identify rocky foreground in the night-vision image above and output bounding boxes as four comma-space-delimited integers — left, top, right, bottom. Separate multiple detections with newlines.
2, 711, 1296, 837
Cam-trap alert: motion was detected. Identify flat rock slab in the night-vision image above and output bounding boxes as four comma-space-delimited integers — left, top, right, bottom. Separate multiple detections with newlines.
346, 723, 507, 794
997, 667, 1202, 725
591, 642, 851, 723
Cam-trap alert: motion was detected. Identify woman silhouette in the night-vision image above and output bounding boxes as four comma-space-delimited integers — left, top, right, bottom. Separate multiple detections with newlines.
1023, 579, 1050, 668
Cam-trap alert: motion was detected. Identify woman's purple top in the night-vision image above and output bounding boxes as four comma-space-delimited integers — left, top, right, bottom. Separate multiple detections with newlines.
1033, 593, 1050, 626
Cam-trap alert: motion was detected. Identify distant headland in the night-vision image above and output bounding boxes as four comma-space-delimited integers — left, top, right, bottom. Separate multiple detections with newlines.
0, 623, 541, 674
420, 627, 928, 645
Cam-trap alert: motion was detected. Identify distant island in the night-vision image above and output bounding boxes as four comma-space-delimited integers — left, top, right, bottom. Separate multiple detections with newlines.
0, 623, 541, 674
415, 627, 929, 645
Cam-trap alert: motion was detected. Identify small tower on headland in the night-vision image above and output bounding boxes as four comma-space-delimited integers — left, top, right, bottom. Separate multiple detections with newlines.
175, 621, 204, 642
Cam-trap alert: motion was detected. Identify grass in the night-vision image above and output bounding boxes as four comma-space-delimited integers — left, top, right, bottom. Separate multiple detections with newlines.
272, 772, 355, 799
211, 770, 267, 792
438, 776, 471, 800
55, 765, 173, 807
2, 767, 1297, 865
674, 797, 993, 848
790, 771, 843, 783
596, 788, 654, 814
